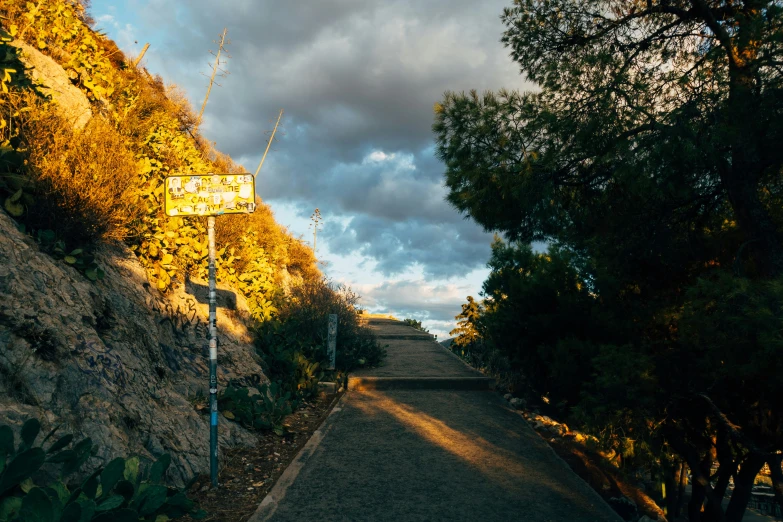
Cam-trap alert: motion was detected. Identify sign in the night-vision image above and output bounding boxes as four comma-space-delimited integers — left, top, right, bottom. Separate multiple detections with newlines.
327, 314, 337, 370
164, 174, 256, 217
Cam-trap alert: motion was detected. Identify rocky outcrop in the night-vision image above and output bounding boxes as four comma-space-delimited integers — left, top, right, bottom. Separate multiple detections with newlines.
11, 41, 92, 130
0, 210, 267, 485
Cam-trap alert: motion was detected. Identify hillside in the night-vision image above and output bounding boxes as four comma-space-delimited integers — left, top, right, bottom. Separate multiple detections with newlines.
0, 0, 332, 488
0, 207, 262, 485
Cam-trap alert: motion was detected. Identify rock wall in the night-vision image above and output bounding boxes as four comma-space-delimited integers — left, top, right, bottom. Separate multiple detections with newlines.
12, 41, 92, 130
0, 210, 267, 485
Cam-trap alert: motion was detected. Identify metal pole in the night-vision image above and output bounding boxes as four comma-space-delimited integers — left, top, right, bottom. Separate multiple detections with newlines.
207, 216, 218, 487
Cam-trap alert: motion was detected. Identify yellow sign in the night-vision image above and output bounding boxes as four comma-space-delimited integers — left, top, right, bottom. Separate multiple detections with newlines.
164, 174, 256, 217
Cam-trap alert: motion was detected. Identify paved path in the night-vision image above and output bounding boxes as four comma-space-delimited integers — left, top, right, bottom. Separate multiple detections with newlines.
250, 319, 621, 522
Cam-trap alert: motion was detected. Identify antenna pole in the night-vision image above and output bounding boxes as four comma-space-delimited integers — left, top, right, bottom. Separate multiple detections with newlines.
255, 109, 284, 177
196, 28, 229, 130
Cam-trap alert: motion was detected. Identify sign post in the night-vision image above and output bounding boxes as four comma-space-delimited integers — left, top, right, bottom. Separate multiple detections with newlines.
164, 173, 257, 488
207, 215, 218, 487
327, 314, 337, 370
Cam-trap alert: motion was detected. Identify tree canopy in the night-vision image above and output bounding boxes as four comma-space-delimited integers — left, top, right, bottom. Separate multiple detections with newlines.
434, 1, 783, 520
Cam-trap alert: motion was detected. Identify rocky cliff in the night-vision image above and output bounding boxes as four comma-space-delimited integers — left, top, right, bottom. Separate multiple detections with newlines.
0, 209, 266, 485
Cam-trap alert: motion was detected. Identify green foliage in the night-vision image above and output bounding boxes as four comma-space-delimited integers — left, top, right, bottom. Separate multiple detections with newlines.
223, 278, 387, 436
256, 326, 323, 400
435, 1, 783, 516
0, 419, 205, 522
34, 231, 105, 281
402, 318, 428, 333
219, 382, 294, 436
259, 278, 385, 375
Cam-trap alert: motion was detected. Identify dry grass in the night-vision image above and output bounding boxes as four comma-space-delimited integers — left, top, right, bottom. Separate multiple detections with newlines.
16, 93, 142, 244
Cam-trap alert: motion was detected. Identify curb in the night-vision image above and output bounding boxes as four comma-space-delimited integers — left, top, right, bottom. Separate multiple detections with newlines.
438, 340, 494, 380
247, 393, 348, 522
347, 376, 492, 391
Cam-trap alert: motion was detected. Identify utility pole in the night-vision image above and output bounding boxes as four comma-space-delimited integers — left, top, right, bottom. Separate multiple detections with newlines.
310, 208, 323, 254
196, 28, 230, 131
254, 109, 284, 177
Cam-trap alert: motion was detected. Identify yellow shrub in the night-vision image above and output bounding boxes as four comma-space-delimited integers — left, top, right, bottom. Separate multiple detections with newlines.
17, 94, 142, 243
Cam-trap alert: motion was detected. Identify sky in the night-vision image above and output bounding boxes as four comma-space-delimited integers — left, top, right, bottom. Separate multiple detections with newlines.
90, 0, 532, 338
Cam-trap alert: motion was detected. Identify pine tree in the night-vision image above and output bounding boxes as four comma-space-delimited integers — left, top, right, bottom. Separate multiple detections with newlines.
450, 296, 482, 348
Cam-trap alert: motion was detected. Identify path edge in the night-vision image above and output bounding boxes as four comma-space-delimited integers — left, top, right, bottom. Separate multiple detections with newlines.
247, 393, 348, 522
490, 392, 625, 521
437, 339, 492, 378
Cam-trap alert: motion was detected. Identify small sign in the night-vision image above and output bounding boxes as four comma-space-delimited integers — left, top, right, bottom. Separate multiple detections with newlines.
327, 314, 337, 370
164, 174, 256, 217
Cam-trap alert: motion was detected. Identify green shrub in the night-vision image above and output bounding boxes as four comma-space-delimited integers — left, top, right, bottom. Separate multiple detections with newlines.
0, 418, 205, 521
227, 278, 386, 437
402, 318, 429, 333
255, 325, 323, 400
260, 278, 386, 373
219, 383, 293, 437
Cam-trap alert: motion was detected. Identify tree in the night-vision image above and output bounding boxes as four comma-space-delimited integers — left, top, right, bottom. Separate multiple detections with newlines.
434, 1, 783, 520
436, 0, 783, 278
450, 295, 483, 348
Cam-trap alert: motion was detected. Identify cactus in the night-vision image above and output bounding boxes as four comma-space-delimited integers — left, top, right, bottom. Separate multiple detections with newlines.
219, 381, 295, 436
0, 419, 206, 521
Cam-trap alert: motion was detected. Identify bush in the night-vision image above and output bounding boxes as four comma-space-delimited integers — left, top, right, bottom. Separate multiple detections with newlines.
259, 278, 386, 374
5, 93, 142, 245
252, 333, 323, 400
245, 278, 386, 433
219, 383, 294, 436
403, 318, 429, 333
0, 419, 205, 521
449, 337, 526, 394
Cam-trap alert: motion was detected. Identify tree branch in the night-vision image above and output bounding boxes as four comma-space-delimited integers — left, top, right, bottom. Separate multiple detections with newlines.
689, 0, 741, 68
696, 394, 774, 458
564, 4, 695, 46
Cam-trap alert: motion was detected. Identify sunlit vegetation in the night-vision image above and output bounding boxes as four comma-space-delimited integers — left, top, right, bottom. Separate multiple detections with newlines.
436, 1, 783, 520
0, 0, 382, 446
0, 0, 319, 315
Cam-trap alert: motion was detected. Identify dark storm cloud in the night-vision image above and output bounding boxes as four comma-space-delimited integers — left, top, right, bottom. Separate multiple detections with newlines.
131, 0, 526, 277
322, 214, 491, 278
140, 0, 525, 157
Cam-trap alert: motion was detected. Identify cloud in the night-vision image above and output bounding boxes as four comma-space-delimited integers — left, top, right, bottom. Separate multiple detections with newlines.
94, 0, 528, 305
266, 149, 495, 278
359, 278, 473, 319
131, 0, 526, 161
322, 215, 491, 278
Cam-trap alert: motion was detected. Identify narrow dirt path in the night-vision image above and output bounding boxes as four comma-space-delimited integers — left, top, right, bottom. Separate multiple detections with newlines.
249, 318, 621, 521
